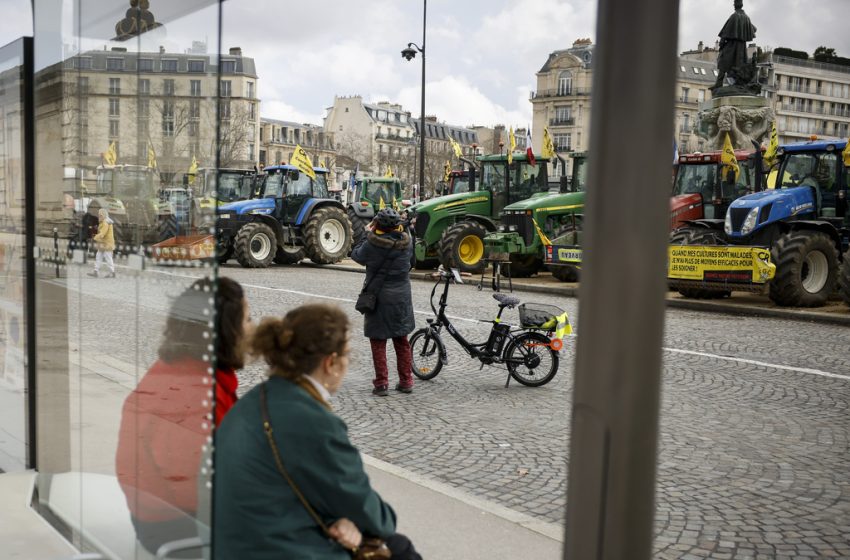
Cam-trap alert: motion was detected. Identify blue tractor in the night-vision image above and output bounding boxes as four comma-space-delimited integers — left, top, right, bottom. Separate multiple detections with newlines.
216, 165, 352, 267
672, 139, 849, 307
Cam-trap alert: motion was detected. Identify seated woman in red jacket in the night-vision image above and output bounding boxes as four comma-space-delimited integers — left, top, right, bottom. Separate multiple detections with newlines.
115, 276, 251, 555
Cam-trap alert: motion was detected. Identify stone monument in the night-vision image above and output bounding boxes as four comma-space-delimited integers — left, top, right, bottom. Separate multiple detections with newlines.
697, 0, 774, 150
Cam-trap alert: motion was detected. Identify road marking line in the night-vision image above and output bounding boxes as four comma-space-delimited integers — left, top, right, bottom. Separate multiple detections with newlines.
663, 347, 850, 381
99, 266, 850, 383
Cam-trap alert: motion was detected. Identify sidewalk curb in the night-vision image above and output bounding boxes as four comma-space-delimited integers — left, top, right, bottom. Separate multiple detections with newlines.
361, 454, 565, 543
300, 262, 850, 326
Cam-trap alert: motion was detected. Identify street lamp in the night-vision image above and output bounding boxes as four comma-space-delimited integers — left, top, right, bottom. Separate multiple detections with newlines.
401, 0, 426, 197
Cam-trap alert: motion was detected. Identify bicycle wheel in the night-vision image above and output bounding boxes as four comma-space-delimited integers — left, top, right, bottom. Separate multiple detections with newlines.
504, 331, 559, 387
409, 328, 444, 380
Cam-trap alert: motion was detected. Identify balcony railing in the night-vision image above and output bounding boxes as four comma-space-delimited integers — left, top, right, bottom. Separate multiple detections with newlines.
549, 117, 575, 126
779, 104, 850, 118
555, 144, 572, 152
530, 87, 592, 100
375, 132, 411, 142
678, 97, 700, 105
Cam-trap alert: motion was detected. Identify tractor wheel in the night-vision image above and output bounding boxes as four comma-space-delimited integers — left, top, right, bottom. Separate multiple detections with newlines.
347, 207, 370, 249
158, 215, 179, 242
550, 264, 579, 282
438, 221, 488, 274
217, 246, 233, 265
274, 245, 305, 265
838, 249, 850, 307
503, 254, 542, 278
304, 206, 352, 264
234, 222, 276, 268
675, 228, 731, 299
769, 230, 838, 307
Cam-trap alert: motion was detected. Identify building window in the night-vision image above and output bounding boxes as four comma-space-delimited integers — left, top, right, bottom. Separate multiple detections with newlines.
163, 79, 175, 96
109, 98, 119, 117
137, 98, 150, 118
189, 99, 201, 119
247, 82, 255, 98
106, 57, 124, 71
188, 121, 199, 137
77, 76, 89, 94
190, 80, 201, 97
220, 80, 232, 97
161, 59, 178, 72
249, 103, 256, 121
220, 100, 231, 119
221, 60, 236, 73
138, 78, 150, 95
554, 106, 571, 123
557, 71, 572, 95
138, 118, 149, 138
553, 133, 572, 151
76, 57, 92, 70
138, 58, 154, 72
698, 89, 705, 103
109, 78, 120, 95
188, 60, 205, 72
162, 101, 174, 136
109, 120, 120, 138
681, 87, 690, 102
248, 143, 255, 160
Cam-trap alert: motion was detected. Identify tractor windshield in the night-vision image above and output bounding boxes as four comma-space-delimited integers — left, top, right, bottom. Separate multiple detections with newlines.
263, 173, 284, 197
673, 163, 719, 197
287, 172, 312, 196
314, 173, 329, 198
364, 182, 396, 206
217, 172, 248, 203
572, 158, 588, 192
451, 176, 471, 194
113, 169, 156, 199
509, 162, 548, 202
778, 152, 838, 190
480, 162, 507, 193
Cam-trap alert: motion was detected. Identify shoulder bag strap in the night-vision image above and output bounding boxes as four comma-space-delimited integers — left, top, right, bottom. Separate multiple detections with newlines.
259, 383, 332, 537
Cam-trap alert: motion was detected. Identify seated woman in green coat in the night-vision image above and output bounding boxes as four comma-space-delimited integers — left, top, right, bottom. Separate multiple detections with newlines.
214, 303, 421, 559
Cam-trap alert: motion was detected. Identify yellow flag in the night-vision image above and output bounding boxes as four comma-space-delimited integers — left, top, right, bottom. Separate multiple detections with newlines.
384, 165, 394, 178
532, 218, 552, 246
290, 144, 317, 180
843, 138, 850, 167
147, 142, 157, 169
443, 160, 451, 182
104, 141, 117, 166
508, 127, 517, 165
379, 196, 386, 210
449, 136, 463, 158
720, 132, 740, 183
542, 127, 556, 159
763, 121, 779, 167
188, 155, 199, 185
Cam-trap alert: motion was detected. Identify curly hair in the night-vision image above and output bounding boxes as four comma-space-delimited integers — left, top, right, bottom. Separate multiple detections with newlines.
251, 304, 349, 380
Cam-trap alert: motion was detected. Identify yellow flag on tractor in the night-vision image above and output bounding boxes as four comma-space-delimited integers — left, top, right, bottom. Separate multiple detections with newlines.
104, 141, 118, 166
378, 196, 386, 210
532, 218, 552, 246
147, 142, 157, 169
384, 165, 394, 178
290, 144, 316, 180
763, 120, 779, 168
720, 132, 740, 183
443, 160, 451, 182
449, 136, 463, 158
508, 127, 517, 165
843, 138, 850, 167
542, 127, 556, 160
187, 155, 199, 185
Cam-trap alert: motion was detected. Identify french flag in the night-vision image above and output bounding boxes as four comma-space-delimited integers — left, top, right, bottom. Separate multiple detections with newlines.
526, 128, 536, 167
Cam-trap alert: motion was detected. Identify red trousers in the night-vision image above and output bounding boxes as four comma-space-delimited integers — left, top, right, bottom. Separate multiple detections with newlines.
369, 337, 413, 389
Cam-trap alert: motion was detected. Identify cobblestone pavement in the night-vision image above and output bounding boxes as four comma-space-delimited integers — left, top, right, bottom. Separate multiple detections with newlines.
60, 259, 850, 559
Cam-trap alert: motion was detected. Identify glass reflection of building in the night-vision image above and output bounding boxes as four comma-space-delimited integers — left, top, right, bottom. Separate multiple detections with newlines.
0, 1, 244, 558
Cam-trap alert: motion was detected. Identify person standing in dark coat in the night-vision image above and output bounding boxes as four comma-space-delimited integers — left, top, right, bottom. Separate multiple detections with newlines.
351, 208, 416, 396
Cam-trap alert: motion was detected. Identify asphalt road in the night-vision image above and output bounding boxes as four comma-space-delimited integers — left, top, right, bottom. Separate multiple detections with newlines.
60, 258, 850, 559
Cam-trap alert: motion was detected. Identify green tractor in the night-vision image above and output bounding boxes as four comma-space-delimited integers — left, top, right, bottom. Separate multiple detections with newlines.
407, 152, 551, 273
347, 176, 406, 246
483, 153, 588, 278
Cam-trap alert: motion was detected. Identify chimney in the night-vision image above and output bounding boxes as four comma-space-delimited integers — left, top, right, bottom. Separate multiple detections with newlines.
159, 46, 165, 54
229, 47, 242, 56
698, 41, 704, 51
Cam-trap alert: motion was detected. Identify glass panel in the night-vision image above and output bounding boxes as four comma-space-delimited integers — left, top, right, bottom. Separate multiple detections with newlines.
0, 39, 29, 473
34, 1, 221, 557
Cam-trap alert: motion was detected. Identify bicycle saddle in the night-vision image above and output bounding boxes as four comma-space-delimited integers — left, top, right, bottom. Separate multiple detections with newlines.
492, 293, 520, 308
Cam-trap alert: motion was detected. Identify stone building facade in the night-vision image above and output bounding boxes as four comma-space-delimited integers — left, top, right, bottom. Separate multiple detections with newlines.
259, 118, 336, 183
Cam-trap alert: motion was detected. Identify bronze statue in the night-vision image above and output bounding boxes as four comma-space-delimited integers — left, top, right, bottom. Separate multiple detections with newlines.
713, 0, 757, 90
114, 0, 161, 41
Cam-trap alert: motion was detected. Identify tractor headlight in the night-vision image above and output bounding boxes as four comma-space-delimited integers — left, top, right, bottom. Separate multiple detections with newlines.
739, 207, 759, 236
219, 213, 231, 220
724, 211, 733, 235
249, 208, 272, 215
509, 225, 518, 232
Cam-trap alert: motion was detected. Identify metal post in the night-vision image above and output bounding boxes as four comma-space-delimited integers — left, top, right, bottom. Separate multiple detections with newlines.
564, 0, 680, 558
22, 35, 36, 470
418, 0, 426, 197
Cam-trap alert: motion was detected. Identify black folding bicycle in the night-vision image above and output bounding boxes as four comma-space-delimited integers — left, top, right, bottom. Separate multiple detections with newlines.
409, 268, 562, 387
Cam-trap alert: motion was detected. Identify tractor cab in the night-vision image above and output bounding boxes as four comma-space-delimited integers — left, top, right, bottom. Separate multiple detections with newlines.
347, 177, 406, 246
478, 153, 550, 218
670, 150, 754, 229
773, 142, 848, 219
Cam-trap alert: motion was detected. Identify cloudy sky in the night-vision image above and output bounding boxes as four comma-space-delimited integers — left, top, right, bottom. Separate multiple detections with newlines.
2, 0, 849, 129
